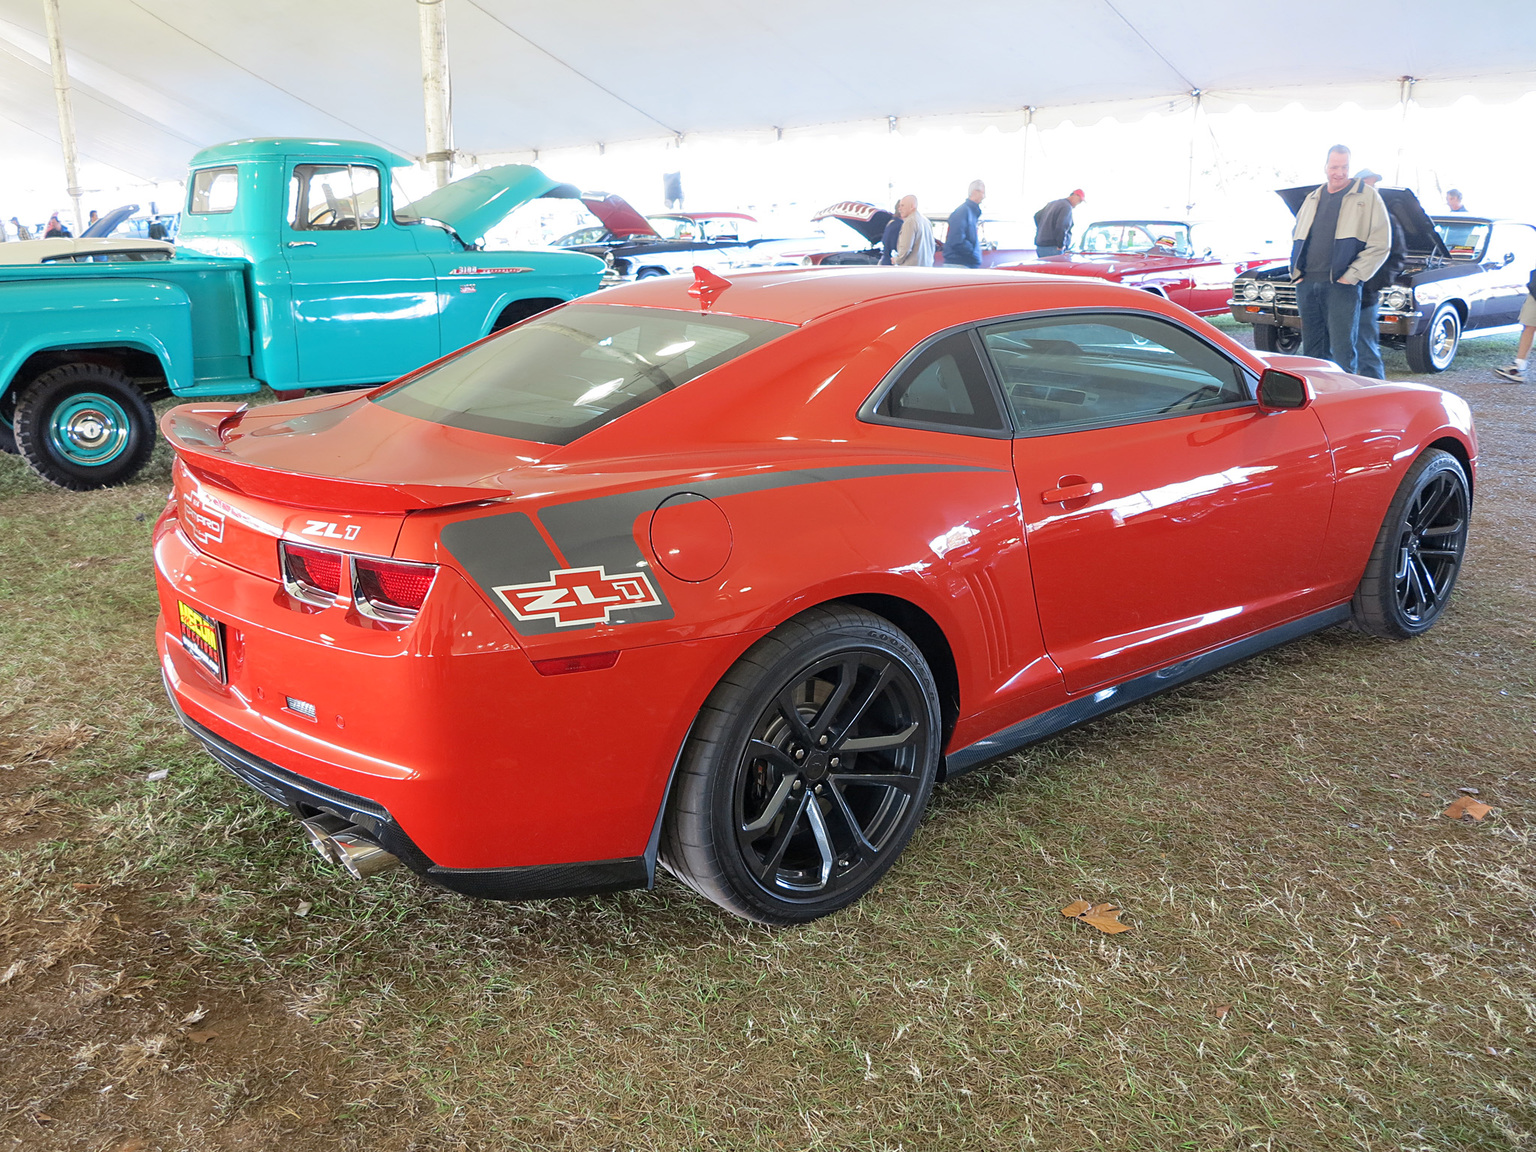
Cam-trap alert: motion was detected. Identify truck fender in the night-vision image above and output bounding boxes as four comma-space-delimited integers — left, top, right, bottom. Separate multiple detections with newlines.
0, 278, 195, 402
481, 291, 569, 338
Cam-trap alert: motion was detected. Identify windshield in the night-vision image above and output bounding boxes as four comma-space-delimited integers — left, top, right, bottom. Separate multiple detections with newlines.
1077, 223, 1193, 256
374, 304, 792, 445
1433, 219, 1490, 260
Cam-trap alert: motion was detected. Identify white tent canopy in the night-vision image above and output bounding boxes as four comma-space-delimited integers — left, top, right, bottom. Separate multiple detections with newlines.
2, 0, 1534, 202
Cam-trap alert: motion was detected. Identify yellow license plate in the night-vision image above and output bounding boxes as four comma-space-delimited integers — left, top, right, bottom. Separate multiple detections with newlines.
178, 600, 226, 682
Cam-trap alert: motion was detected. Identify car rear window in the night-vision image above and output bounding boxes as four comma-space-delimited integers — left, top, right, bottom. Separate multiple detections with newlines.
373, 304, 792, 445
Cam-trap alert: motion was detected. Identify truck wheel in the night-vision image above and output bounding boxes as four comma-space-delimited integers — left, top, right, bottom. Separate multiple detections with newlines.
1253, 324, 1302, 354
1405, 304, 1461, 373
13, 363, 156, 490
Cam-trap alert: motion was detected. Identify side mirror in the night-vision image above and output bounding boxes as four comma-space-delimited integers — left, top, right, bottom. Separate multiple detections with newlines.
1257, 368, 1311, 410
1505, 251, 1516, 266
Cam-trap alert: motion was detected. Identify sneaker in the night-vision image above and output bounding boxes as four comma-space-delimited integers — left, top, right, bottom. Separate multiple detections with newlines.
1494, 364, 1526, 383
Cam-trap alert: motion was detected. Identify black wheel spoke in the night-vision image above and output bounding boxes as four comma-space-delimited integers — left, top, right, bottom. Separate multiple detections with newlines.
802, 798, 836, 889
740, 772, 800, 835
1419, 521, 1463, 538
746, 738, 799, 775
1413, 555, 1440, 601
829, 663, 894, 749
829, 771, 922, 795
744, 792, 809, 881
773, 688, 816, 745
1412, 480, 1454, 530
827, 782, 881, 856
840, 721, 920, 753
808, 656, 860, 739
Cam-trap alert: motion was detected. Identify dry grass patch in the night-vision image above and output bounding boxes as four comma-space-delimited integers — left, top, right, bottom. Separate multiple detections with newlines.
1, 357, 1533, 1150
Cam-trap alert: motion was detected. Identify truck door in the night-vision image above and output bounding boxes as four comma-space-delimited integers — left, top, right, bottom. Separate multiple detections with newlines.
282, 161, 440, 387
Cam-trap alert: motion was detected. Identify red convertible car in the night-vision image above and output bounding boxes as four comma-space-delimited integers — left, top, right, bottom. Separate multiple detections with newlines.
154, 267, 1475, 924
1002, 219, 1284, 316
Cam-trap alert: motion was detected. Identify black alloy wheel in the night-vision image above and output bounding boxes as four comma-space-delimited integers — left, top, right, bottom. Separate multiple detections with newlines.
1351, 449, 1470, 638
661, 606, 941, 923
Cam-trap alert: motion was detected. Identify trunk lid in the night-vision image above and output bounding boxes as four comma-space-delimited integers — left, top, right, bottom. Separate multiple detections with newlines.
812, 201, 894, 245
162, 392, 553, 516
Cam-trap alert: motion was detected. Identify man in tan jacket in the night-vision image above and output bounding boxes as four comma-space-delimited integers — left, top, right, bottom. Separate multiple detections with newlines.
1289, 145, 1391, 373
893, 195, 935, 267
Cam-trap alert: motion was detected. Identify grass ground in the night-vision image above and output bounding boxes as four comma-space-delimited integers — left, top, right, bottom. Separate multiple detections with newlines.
1, 324, 1534, 1151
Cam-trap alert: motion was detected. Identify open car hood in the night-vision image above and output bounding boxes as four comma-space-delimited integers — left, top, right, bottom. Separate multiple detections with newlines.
406, 165, 581, 245
581, 194, 659, 239
1275, 184, 1447, 257
812, 201, 894, 245
81, 204, 138, 238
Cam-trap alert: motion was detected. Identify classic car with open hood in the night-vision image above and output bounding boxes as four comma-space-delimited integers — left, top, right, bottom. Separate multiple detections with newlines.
0, 137, 605, 488
797, 202, 1039, 267
1229, 186, 1536, 371
1001, 219, 1284, 316
554, 194, 757, 280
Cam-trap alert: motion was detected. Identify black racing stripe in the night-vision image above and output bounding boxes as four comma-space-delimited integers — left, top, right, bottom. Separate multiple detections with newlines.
440, 511, 568, 635
536, 463, 1001, 629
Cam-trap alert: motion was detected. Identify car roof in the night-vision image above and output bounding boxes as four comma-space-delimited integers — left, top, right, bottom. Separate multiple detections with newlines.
0, 237, 175, 264
584, 265, 1132, 326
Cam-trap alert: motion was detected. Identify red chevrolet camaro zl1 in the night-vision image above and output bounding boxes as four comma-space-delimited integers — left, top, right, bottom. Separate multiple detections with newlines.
154, 266, 1475, 923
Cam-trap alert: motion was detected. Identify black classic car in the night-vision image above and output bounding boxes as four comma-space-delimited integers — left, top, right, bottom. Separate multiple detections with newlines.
1230, 186, 1536, 372
553, 194, 750, 281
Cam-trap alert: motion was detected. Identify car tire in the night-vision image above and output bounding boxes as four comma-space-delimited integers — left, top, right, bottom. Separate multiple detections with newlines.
1350, 448, 1470, 638
636, 268, 668, 280
13, 362, 156, 490
1405, 304, 1461, 373
660, 604, 942, 924
1253, 323, 1302, 355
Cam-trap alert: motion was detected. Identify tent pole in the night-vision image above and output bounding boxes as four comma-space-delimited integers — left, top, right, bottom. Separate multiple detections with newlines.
41, 0, 84, 235
418, 0, 453, 188
1393, 76, 1415, 186
1020, 106, 1034, 204
1185, 90, 1201, 217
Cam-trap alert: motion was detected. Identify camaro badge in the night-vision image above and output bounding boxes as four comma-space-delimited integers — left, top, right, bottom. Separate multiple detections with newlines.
494, 566, 662, 628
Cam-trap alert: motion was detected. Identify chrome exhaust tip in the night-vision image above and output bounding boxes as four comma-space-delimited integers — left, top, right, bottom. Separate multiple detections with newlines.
300, 817, 400, 879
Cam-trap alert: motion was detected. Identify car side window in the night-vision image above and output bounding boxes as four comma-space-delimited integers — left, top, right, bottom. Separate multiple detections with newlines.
289, 164, 382, 231
980, 313, 1249, 435
188, 166, 238, 214
1491, 224, 1536, 270
874, 331, 1008, 433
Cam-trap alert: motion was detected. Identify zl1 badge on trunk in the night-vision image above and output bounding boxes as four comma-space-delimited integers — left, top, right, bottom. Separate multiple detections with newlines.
178, 600, 226, 682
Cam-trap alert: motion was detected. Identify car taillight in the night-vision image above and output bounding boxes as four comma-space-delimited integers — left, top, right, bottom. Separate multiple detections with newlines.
280, 542, 343, 604
353, 556, 437, 622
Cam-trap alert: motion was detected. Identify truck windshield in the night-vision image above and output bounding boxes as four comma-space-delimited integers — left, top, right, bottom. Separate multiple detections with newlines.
373, 304, 792, 445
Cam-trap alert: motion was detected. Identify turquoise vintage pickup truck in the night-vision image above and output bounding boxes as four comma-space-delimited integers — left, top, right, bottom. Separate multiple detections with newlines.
0, 138, 606, 489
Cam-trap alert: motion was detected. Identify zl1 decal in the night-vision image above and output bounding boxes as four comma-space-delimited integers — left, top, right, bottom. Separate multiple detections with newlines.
302, 520, 361, 541
494, 566, 662, 628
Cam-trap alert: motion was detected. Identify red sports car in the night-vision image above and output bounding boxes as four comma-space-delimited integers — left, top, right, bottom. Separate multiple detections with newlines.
1001, 219, 1285, 316
154, 267, 1475, 924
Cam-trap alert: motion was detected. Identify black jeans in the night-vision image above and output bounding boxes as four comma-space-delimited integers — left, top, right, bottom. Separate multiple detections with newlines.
1298, 278, 1362, 373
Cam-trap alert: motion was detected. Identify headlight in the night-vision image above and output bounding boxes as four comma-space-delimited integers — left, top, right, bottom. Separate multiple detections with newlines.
1241, 281, 1259, 301
1383, 287, 1412, 311
801, 256, 814, 267
1258, 284, 1276, 302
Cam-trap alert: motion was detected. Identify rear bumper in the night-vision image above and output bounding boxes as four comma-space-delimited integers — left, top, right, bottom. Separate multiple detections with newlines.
167, 691, 648, 900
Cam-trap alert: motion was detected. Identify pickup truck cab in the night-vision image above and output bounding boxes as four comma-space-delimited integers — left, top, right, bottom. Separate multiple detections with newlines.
0, 138, 605, 489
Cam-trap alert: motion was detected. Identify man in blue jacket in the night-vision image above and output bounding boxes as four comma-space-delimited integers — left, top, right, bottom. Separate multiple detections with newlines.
942, 181, 985, 268
1290, 145, 1391, 373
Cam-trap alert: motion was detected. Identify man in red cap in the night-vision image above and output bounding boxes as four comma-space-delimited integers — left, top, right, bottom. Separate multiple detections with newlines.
1033, 189, 1085, 257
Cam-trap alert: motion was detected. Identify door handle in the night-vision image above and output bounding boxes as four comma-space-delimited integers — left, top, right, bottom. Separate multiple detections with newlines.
286, 241, 317, 248
1041, 479, 1103, 503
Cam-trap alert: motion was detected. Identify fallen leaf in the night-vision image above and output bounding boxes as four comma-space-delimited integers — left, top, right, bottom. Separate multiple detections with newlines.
145, 769, 168, 782
1388, 772, 1401, 779
1459, 787, 1481, 795
1488, 1046, 1501, 1056
1061, 900, 1133, 934
1383, 914, 1403, 929
1214, 1004, 1231, 1020
72, 882, 101, 892
32, 1113, 55, 1123
115, 1141, 149, 1152
186, 1030, 218, 1044
295, 901, 312, 918
1421, 792, 1432, 797
1443, 796, 1493, 821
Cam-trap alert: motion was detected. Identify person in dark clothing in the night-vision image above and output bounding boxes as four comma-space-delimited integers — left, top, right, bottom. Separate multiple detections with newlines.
44, 213, 71, 238
1352, 169, 1400, 380
942, 180, 986, 268
1033, 189, 1084, 257
879, 207, 902, 266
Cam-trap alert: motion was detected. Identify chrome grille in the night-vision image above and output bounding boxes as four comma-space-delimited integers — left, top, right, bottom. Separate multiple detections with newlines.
1272, 283, 1298, 311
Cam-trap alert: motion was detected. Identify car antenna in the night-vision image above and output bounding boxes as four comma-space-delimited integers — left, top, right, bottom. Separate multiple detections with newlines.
688, 266, 731, 312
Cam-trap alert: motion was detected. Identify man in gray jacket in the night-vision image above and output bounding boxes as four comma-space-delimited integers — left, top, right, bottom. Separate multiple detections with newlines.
1290, 145, 1391, 373
893, 195, 934, 267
